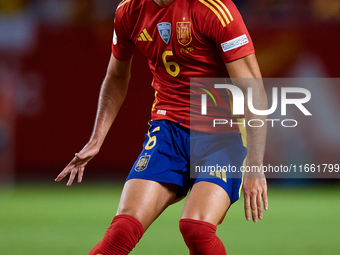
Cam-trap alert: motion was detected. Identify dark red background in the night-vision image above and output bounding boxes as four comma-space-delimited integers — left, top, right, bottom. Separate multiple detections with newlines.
14, 24, 153, 180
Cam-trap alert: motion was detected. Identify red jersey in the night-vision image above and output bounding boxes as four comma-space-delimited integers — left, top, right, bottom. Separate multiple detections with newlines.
112, 0, 254, 133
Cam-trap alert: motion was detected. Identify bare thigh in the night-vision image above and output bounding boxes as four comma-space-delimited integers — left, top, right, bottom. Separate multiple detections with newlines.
117, 179, 181, 231
181, 181, 231, 225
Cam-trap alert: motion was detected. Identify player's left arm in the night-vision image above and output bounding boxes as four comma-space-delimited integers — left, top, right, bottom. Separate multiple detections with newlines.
225, 53, 269, 223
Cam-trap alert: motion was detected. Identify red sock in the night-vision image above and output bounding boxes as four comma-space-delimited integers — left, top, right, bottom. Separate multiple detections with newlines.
88, 214, 144, 255
179, 218, 227, 255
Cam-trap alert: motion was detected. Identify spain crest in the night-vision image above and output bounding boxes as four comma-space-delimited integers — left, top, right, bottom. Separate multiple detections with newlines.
135, 153, 151, 172
176, 22, 192, 46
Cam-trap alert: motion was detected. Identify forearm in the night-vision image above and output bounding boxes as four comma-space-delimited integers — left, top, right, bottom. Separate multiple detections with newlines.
89, 75, 129, 147
244, 82, 267, 171
84, 54, 132, 148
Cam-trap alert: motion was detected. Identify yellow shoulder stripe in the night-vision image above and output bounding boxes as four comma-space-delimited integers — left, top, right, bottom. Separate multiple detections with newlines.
199, 0, 226, 27
206, 0, 230, 24
199, 0, 234, 27
214, 0, 234, 21
117, 0, 132, 11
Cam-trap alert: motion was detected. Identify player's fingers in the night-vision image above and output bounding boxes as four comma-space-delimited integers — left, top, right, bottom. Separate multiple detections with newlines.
66, 168, 78, 186
55, 166, 72, 182
250, 194, 258, 222
263, 189, 269, 211
78, 167, 85, 183
55, 173, 63, 182
55, 155, 82, 181
244, 194, 251, 221
257, 193, 263, 220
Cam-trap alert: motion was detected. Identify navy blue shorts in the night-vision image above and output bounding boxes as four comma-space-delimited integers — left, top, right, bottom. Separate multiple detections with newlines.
127, 120, 247, 204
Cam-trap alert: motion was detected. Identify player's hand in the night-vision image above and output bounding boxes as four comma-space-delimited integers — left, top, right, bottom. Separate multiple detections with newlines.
242, 171, 268, 222
55, 142, 100, 186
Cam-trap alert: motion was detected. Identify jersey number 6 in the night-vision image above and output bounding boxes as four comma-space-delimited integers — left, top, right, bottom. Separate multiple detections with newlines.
162, 51, 180, 77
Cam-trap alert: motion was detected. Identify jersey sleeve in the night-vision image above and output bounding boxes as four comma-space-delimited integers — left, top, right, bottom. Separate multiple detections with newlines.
201, 0, 255, 63
112, 6, 135, 61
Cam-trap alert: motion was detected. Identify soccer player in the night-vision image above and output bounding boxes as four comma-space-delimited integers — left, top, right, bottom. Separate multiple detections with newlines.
55, 0, 269, 254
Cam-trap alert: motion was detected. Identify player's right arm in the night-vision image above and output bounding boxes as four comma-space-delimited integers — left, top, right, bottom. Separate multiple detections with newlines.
55, 54, 132, 186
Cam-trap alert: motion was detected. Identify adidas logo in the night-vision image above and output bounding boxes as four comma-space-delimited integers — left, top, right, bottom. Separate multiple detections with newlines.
138, 28, 153, 42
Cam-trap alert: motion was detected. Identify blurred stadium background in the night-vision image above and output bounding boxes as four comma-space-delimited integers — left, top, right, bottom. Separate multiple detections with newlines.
0, 0, 339, 254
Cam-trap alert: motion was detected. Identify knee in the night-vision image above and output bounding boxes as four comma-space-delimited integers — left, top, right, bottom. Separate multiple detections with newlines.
179, 218, 216, 244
